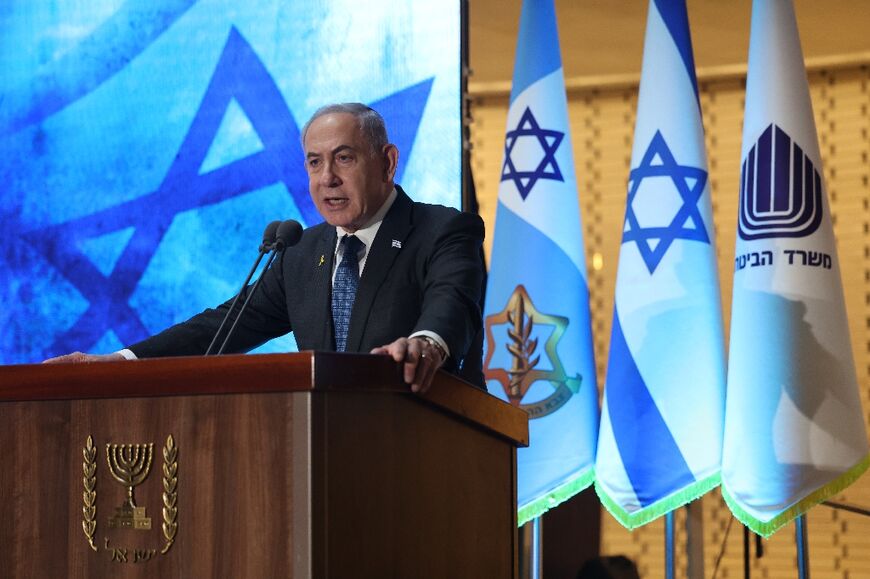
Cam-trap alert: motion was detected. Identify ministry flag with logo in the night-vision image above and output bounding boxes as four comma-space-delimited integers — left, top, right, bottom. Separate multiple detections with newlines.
722, 0, 869, 537
483, 0, 599, 526
594, 0, 727, 529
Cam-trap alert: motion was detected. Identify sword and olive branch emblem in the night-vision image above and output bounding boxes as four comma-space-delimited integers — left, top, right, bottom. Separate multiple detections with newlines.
506, 291, 541, 398
484, 284, 582, 418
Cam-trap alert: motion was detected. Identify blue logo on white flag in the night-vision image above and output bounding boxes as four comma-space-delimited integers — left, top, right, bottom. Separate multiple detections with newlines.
622, 131, 710, 274
723, 0, 869, 538
738, 124, 823, 240
501, 107, 565, 200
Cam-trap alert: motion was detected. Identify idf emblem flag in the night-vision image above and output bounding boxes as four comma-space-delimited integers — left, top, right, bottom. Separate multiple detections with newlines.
483, 0, 599, 526
594, 0, 727, 529
722, 0, 869, 537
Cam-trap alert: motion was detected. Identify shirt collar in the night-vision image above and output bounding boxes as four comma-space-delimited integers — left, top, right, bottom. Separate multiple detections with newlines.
335, 186, 397, 250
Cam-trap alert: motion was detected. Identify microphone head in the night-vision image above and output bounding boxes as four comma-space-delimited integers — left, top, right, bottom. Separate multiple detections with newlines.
273, 220, 303, 251
259, 220, 281, 252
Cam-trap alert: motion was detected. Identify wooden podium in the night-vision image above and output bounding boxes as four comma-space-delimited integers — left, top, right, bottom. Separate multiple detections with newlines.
0, 352, 527, 578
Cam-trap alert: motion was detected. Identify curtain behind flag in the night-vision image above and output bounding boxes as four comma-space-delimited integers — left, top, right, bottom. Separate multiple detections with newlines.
594, 0, 726, 529
722, 0, 869, 537
483, 0, 599, 526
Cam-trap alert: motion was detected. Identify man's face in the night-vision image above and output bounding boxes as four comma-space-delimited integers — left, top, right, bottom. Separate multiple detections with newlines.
303, 112, 398, 233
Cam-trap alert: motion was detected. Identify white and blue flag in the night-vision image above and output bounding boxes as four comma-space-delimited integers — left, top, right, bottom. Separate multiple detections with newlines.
594, 0, 726, 529
483, 0, 599, 526
722, 0, 869, 537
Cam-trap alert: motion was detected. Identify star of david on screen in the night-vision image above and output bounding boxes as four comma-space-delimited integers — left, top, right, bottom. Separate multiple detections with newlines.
0, 0, 463, 364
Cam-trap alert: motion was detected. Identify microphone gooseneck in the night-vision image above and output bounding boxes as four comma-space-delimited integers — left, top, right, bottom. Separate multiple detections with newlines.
214, 219, 304, 355
204, 220, 300, 356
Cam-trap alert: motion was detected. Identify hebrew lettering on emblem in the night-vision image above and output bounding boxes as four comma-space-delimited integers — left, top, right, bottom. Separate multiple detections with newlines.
734, 251, 775, 271
738, 124, 824, 240
784, 249, 832, 269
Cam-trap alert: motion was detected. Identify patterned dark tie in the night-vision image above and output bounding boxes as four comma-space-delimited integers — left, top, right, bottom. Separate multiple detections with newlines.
332, 235, 364, 352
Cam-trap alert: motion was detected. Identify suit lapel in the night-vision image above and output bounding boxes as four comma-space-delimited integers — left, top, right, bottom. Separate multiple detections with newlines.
345, 188, 414, 352
309, 225, 337, 350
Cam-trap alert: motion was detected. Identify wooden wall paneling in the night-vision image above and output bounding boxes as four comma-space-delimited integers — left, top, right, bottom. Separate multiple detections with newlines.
470, 94, 510, 261
573, 93, 610, 392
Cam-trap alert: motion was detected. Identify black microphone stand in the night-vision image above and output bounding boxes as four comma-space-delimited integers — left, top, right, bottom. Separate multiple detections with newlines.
204, 221, 280, 356
213, 220, 303, 356
215, 250, 280, 355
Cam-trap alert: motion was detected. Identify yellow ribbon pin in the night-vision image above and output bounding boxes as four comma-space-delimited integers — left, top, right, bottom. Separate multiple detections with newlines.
318, 255, 325, 266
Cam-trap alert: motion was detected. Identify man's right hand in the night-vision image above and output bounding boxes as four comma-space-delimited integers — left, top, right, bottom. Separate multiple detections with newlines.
42, 352, 126, 364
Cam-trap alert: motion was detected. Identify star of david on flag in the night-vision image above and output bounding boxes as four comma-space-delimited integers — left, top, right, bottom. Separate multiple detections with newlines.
595, 0, 726, 530
622, 130, 710, 274
484, 0, 599, 527
501, 107, 565, 200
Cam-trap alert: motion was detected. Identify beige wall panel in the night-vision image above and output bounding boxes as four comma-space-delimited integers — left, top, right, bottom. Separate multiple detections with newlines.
471, 62, 870, 578
469, 94, 509, 262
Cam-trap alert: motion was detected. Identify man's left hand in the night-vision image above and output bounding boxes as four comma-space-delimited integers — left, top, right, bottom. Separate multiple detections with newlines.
371, 337, 445, 394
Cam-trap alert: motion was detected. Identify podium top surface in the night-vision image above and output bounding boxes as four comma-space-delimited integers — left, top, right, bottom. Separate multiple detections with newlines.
0, 352, 528, 446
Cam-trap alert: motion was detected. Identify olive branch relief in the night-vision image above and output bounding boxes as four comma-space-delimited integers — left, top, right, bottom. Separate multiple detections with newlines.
506, 293, 540, 398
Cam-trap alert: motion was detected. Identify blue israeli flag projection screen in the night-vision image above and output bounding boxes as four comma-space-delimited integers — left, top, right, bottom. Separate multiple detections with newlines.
0, 0, 463, 364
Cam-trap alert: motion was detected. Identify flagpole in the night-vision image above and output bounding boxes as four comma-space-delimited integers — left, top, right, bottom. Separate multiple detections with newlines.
665, 512, 675, 579
519, 518, 543, 579
531, 517, 543, 579
795, 515, 810, 579
743, 526, 750, 579
685, 502, 705, 579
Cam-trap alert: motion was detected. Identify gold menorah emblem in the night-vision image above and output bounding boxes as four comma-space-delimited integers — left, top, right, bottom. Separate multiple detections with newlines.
106, 443, 154, 530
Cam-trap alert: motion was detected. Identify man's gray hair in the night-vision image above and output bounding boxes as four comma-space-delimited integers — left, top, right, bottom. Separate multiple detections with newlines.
301, 103, 389, 154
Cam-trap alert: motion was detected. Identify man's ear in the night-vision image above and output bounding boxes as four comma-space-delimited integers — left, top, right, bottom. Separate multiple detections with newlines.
382, 144, 399, 182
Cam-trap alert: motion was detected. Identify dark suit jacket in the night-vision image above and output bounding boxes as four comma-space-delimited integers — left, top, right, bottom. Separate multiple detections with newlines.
129, 187, 486, 386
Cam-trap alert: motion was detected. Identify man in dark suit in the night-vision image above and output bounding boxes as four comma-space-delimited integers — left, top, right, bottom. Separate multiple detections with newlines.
46, 104, 486, 393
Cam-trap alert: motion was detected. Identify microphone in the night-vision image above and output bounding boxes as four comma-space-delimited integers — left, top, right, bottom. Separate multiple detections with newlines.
259, 220, 281, 252
214, 219, 303, 355
272, 219, 303, 251
204, 220, 295, 356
